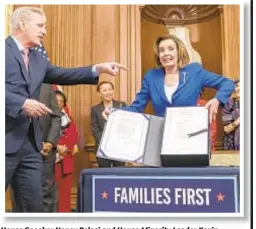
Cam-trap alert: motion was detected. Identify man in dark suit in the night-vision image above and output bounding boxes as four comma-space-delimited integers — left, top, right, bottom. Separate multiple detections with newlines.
6, 6, 128, 212
39, 84, 61, 212
11, 84, 61, 212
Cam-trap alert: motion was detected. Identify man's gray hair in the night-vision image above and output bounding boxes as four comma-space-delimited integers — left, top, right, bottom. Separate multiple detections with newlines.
10, 7, 45, 32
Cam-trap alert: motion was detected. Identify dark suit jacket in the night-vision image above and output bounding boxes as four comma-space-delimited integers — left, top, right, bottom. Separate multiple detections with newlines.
5, 36, 98, 154
39, 84, 61, 161
91, 100, 126, 150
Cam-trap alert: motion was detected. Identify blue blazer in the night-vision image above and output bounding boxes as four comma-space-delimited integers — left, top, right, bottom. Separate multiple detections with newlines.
123, 63, 235, 117
5, 36, 98, 154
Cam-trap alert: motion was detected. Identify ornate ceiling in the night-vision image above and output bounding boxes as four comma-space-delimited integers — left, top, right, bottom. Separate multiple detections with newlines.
141, 5, 221, 26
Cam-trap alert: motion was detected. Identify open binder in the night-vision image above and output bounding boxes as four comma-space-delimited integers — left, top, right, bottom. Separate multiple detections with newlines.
97, 107, 210, 167
97, 109, 163, 167
160, 106, 210, 167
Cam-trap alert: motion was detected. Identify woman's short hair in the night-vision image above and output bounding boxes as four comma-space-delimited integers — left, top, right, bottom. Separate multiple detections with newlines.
55, 90, 67, 107
96, 81, 114, 92
154, 35, 190, 69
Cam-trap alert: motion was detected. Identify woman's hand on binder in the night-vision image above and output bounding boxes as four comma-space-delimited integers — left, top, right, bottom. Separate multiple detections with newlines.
102, 108, 111, 121
205, 98, 220, 124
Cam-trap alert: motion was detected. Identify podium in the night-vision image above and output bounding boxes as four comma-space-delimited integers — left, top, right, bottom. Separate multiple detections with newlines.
77, 166, 239, 213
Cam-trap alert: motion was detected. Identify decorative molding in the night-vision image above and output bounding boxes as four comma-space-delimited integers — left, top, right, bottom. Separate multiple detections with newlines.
141, 5, 220, 26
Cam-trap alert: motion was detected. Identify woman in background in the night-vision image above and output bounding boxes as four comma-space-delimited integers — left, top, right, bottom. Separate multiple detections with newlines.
55, 90, 78, 212
222, 80, 240, 150
91, 81, 126, 167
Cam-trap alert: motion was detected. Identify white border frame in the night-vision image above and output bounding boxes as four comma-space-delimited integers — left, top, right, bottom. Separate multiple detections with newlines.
2, 1, 245, 221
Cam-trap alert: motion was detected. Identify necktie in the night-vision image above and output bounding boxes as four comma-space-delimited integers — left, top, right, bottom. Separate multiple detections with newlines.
21, 49, 31, 123
21, 49, 29, 70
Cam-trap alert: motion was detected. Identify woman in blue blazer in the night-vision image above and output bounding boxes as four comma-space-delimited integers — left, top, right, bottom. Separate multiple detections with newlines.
103, 35, 235, 123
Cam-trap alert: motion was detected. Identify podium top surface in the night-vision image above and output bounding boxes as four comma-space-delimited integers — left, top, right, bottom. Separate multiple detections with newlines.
80, 166, 239, 177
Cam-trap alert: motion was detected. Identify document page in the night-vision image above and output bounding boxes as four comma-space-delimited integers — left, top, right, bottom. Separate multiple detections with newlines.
161, 107, 209, 155
99, 110, 149, 161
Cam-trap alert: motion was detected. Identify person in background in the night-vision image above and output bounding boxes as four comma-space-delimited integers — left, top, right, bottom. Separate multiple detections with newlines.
39, 84, 61, 212
54, 90, 78, 212
91, 81, 126, 167
102, 35, 235, 125
197, 89, 217, 151
222, 80, 240, 150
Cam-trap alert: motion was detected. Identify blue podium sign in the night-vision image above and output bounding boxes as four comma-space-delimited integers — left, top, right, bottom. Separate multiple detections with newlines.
92, 176, 238, 213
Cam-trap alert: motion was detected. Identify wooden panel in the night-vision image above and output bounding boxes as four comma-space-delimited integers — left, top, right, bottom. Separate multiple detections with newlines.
42, 5, 142, 183
118, 5, 142, 104
5, 5, 13, 37
87, 5, 142, 164
141, 18, 167, 114
5, 187, 12, 212
220, 5, 240, 80
42, 5, 93, 186
188, 16, 224, 148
